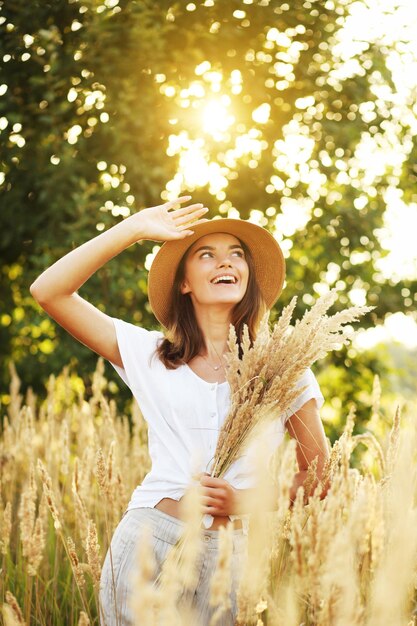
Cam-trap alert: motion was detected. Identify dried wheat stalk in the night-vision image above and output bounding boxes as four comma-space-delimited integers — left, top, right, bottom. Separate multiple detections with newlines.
211, 289, 373, 479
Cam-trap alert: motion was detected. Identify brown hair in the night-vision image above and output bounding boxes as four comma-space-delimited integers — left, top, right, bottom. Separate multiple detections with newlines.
155, 239, 266, 369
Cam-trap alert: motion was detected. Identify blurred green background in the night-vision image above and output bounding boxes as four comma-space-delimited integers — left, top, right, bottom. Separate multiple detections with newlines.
1, 0, 416, 436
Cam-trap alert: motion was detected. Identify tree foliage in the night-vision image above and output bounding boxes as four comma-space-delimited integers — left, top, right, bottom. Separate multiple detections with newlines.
1, 0, 414, 421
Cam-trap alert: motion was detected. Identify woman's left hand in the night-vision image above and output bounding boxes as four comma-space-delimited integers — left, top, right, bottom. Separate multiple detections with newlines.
198, 472, 238, 517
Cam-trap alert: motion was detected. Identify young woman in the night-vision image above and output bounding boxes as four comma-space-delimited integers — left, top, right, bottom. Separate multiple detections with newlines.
30, 196, 329, 625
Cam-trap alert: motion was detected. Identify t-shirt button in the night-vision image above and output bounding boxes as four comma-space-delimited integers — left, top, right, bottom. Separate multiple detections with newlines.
210, 385, 216, 391
210, 412, 216, 418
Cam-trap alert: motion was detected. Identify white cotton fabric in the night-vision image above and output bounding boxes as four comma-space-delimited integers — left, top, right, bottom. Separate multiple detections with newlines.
109, 318, 324, 529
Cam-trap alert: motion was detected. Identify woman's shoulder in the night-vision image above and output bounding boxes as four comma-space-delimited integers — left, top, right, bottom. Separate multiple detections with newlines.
293, 366, 323, 403
109, 318, 168, 387
111, 317, 165, 346
296, 367, 317, 387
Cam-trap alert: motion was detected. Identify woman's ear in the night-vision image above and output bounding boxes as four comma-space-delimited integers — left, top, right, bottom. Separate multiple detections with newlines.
180, 280, 191, 295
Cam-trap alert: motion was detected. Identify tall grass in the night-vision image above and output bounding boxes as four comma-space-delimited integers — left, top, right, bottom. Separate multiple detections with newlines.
1, 360, 416, 625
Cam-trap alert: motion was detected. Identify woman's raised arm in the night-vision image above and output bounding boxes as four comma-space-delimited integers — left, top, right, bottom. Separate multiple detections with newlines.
30, 197, 208, 367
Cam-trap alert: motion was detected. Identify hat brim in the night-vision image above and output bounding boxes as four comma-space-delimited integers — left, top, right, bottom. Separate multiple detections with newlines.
148, 218, 285, 328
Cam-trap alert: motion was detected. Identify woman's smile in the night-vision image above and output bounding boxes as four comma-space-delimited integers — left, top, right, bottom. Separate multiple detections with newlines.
210, 273, 238, 285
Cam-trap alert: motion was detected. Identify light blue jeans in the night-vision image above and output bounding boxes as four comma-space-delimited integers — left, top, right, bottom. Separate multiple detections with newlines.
99, 507, 247, 626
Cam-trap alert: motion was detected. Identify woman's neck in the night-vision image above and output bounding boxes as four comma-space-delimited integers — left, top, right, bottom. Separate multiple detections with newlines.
193, 305, 232, 356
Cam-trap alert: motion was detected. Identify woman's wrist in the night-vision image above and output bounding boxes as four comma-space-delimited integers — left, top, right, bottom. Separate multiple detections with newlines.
127, 206, 173, 244
232, 487, 259, 515
122, 211, 150, 243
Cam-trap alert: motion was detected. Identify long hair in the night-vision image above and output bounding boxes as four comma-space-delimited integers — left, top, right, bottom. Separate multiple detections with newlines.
155, 239, 267, 369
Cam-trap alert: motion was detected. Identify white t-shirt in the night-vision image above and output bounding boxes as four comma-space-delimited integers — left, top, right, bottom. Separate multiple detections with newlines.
109, 318, 324, 524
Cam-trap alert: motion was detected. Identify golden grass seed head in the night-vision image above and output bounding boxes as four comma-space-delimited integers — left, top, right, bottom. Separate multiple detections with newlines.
77, 612, 90, 626
36, 459, 62, 530
129, 523, 161, 625
86, 520, 101, 589
208, 523, 233, 623
26, 514, 46, 576
94, 448, 108, 497
0, 501, 12, 555
67, 535, 86, 588
60, 419, 70, 476
18, 468, 36, 558
175, 483, 204, 590
3, 591, 25, 626
2, 605, 25, 626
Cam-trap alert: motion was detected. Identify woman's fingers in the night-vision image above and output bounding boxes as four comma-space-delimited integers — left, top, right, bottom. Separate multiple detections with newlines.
176, 217, 209, 236
163, 199, 209, 233
202, 495, 219, 506
168, 201, 203, 215
201, 486, 223, 497
175, 207, 208, 226
169, 204, 208, 225
165, 196, 194, 212
168, 195, 192, 205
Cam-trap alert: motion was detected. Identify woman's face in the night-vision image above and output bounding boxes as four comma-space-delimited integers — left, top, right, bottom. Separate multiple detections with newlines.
180, 232, 249, 309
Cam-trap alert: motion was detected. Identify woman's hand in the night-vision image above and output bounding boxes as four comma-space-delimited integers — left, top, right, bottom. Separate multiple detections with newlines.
133, 195, 209, 242
198, 472, 238, 517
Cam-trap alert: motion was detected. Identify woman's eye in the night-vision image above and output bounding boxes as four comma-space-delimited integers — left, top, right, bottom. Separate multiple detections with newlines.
199, 249, 244, 258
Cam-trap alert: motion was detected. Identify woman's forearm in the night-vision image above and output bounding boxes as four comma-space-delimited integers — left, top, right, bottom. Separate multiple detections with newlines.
289, 470, 309, 504
233, 469, 329, 516
30, 213, 145, 303
289, 469, 329, 506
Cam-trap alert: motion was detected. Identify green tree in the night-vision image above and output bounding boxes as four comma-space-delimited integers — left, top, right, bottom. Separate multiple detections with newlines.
1, 0, 414, 423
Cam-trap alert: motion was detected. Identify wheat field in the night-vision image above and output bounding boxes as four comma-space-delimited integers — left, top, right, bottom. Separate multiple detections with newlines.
1, 359, 416, 626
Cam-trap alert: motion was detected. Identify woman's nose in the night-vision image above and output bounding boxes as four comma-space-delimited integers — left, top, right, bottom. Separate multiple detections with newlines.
218, 256, 233, 267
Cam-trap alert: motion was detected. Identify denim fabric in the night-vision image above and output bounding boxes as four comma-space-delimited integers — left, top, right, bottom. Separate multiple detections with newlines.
99, 507, 247, 626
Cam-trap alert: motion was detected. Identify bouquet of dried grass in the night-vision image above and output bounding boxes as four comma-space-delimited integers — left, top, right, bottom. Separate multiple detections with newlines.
210, 289, 373, 480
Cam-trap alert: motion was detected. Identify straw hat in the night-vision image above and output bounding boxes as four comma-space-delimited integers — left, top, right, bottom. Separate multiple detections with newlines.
148, 218, 285, 327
